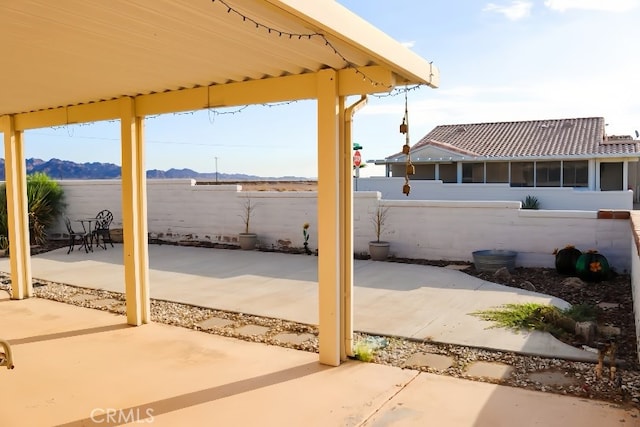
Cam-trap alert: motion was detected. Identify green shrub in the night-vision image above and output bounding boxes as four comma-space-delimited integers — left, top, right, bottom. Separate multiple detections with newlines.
472, 302, 597, 340
353, 340, 376, 362
0, 173, 65, 245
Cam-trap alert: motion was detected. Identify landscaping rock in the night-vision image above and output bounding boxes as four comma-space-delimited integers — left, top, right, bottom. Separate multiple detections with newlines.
561, 277, 586, 289
493, 267, 511, 281
403, 352, 454, 371
520, 280, 536, 292
597, 325, 621, 338
597, 302, 620, 310
575, 321, 597, 344
465, 361, 514, 380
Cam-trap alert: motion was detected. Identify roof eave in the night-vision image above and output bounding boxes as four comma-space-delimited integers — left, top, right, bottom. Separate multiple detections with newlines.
266, 0, 440, 88
374, 153, 640, 164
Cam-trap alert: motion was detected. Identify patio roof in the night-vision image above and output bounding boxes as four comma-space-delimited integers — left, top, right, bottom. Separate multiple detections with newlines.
0, 0, 440, 367
0, 0, 438, 118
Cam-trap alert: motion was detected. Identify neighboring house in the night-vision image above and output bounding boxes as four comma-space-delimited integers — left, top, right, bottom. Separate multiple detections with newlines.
370, 117, 640, 207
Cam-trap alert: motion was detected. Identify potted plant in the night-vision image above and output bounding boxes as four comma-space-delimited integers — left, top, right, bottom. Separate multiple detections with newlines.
238, 197, 258, 250
368, 204, 390, 261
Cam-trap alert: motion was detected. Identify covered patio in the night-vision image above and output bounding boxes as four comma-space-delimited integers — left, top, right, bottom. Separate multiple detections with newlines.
3, 290, 637, 426
0, 0, 439, 366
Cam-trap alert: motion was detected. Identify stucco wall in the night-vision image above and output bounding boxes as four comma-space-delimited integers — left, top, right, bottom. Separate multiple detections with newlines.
355, 177, 633, 210
50, 179, 632, 272
631, 212, 640, 363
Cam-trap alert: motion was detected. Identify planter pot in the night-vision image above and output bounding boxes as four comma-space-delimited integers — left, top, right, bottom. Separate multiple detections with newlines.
238, 233, 257, 250
472, 249, 517, 273
369, 241, 390, 261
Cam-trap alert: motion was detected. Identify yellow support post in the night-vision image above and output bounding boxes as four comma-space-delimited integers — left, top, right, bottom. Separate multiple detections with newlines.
1, 115, 32, 299
317, 69, 345, 366
120, 97, 150, 325
342, 95, 367, 358
338, 96, 351, 362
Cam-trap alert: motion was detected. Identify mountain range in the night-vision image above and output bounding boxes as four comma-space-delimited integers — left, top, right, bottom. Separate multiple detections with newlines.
0, 158, 302, 181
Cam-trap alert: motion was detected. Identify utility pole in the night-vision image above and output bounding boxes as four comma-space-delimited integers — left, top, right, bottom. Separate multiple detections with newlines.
214, 156, 218, 184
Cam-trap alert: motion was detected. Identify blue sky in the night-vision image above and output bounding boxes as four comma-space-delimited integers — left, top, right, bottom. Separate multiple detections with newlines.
24, 0, 640, 178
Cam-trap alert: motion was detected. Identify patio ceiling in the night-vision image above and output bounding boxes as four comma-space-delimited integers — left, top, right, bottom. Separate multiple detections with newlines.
1, 0, 442, 366
0, 0, 439, 118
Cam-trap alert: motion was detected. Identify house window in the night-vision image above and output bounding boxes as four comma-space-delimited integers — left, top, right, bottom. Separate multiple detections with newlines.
536, 161, 561, 187
439, 163, 457, 183
485, 162, 509, 183
510, 162, 534, 187
462, 163, 484, 183
413, 164, 436, 179
600, 162, 623, 191
563, 161, 588, 187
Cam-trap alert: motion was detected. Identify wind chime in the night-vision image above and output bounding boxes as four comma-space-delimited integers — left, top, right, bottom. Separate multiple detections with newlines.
399, 90, 414, 196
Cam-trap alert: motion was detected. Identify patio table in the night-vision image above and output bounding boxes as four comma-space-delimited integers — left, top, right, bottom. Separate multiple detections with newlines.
76, 218, 100, 251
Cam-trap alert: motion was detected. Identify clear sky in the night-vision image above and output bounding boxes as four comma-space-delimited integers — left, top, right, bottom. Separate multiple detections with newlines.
23, 0, 640, 178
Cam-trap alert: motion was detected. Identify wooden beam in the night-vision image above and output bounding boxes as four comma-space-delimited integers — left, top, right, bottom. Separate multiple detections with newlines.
120, 97, 150, 325
13, 100, 121, 131
6, 66, 398, 130
1, 116, 32, 299
317, 69, 343, 366
338, 66, 396, 95
341, 96, 367, 358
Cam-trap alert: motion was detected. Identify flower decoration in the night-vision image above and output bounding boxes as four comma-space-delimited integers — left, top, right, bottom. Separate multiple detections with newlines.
589, 261, 602, 273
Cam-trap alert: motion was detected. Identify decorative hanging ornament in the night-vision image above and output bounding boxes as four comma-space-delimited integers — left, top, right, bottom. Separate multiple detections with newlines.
406, 162, 415, 175
402, 181, 411, 195
399, 117, 408, 134
400, 89, 413, 196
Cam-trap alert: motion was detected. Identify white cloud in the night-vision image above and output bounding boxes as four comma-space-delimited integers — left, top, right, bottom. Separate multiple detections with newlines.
544, 0, 639, 12
483, 1, 532, 20
401, 40, 416, 49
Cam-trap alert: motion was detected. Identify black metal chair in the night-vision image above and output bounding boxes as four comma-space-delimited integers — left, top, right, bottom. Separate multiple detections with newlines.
93, 210, 114, 249
64, 216, 89, 254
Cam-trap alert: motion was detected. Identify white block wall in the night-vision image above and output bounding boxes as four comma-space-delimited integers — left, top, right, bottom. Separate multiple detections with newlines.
356, 177, 633, 210
631, 215, 640, 363
51, 179, 632, 271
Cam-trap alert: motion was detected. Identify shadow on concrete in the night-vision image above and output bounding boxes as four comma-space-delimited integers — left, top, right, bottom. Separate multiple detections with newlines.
55, 361, 327, 427
9, 324, 132, 345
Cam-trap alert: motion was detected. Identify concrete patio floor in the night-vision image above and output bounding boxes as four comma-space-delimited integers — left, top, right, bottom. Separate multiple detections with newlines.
2, 295, 638, 426
0, 244, 601, 361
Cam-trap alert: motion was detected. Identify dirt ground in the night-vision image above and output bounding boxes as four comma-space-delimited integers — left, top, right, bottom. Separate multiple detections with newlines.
388, 256, 637, 368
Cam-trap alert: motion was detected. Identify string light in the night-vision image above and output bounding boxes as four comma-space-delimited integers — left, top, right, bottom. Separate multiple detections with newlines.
50, 100, 300, 132
372, 84, 424, 99
210, 0, 389, 89
48, 3, 424, 134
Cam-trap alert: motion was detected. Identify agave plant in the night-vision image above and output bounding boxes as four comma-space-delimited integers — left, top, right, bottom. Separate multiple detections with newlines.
521, 195, 540, 210
26, 173, 65, 245
0, 173, 65, 246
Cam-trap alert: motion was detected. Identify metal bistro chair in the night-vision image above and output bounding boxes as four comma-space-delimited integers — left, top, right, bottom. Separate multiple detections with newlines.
93, 209, 114, 250
64, 216, 89, 254
0, 339, 14, 370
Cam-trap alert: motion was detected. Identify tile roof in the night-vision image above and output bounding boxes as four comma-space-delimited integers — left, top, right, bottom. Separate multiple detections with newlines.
388, 117, 639, 160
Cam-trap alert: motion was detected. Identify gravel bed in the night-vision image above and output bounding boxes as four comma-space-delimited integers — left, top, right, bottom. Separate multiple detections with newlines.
2, 275, 639, 410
